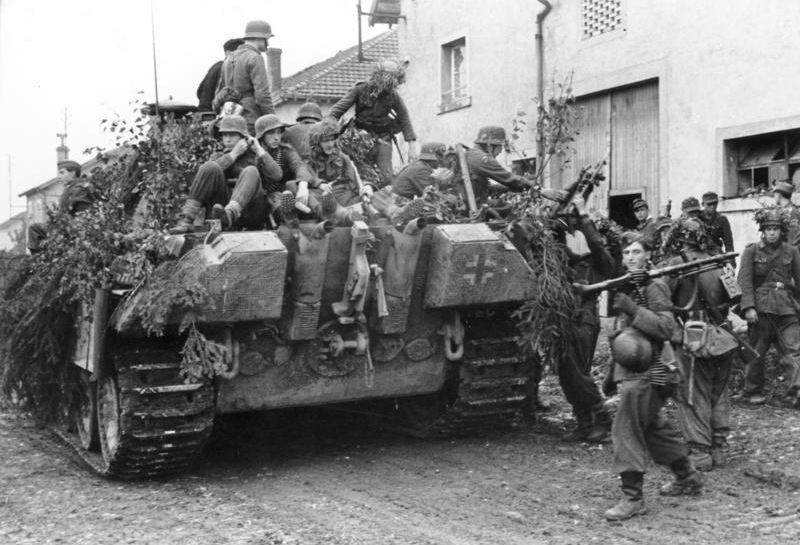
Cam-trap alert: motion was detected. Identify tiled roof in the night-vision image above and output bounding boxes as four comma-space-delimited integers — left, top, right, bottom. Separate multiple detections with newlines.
277, 29, 399, 104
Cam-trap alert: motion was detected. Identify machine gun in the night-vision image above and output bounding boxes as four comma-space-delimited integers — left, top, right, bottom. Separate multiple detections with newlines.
553, 157, 607, 218
574, 252, 739, 296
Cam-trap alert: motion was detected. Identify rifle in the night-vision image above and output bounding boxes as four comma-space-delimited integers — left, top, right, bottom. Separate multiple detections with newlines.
574, 252, 739, 296
553, 157, 607, 217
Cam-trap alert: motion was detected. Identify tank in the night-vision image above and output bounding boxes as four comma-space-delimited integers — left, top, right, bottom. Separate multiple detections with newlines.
61, 215, 538, 478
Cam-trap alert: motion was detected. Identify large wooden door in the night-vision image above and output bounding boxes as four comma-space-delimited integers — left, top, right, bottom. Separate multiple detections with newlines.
554, 80, 659, 216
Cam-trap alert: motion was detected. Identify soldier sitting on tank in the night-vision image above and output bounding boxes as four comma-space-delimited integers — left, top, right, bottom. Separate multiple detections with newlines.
170, 115, 281, 234
392, 141, 455, 199
28, 160, 95, 253
459, 126, 534, 205
282, 102, 323, 161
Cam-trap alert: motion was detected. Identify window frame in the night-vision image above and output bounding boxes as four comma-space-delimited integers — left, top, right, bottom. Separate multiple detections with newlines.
439, 35, 471, 114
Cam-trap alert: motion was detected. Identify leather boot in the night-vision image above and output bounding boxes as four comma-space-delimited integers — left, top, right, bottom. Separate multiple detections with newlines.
711, 436, 728, 468
169, 199, 202, 234
586, 406, 612, 443
661, 457, 704, 496
688, 445, 713, 472
210, 204, 234, 231
604, 472, 646, 521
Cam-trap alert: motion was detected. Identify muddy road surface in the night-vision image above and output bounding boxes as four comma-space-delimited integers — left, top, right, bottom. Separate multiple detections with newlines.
2, 388, 799, 545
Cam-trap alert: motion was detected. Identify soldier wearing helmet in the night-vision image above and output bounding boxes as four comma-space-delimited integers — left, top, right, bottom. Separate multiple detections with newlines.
603, 231, 702, 521
661, 217, 735, 471
170, 115, 282, 233
214, 20, 276, 132
737, 207, 800, 408
326, 59, 417, 186
459, 126, 533, 203
392, 141, 454, 199
282, 102, 324, 161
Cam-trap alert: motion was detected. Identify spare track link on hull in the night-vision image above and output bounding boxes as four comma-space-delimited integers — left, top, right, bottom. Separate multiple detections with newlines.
401, 336, 531, 438
55, 346, 215, 479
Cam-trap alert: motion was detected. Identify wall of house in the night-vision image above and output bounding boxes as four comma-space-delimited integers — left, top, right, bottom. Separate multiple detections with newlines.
400, 0, 800, 253
0, 216, 25, 253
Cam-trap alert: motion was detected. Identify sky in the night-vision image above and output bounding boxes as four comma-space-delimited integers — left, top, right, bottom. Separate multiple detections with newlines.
0, 0, 385, 223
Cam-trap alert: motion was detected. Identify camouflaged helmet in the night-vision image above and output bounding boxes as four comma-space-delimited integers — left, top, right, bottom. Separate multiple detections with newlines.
217, 115, 249, 138
375, 60, 405, 81
296, 102, 323, 122
674, 218, 707, 248
474, 126, 507, 146
255, 114, 291, 139
418, 141, 447, 161
308, 119, 340, 148
756, 208, 787, 230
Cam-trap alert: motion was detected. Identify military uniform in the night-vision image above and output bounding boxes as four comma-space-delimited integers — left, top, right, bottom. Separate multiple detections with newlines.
558, 216, 618, 440
634, 217, 656, 239
327, 79, 416, 186
393, 160, 435, 199
701, 212, 734, 256
216, 43, 275, 131
666, 245, 733, 469
737, 239, 800, 400
307, 149, 360, 207
462, 147, 527, 203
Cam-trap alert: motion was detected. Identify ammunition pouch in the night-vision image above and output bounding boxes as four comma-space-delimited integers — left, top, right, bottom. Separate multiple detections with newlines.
682, 320, 739, 359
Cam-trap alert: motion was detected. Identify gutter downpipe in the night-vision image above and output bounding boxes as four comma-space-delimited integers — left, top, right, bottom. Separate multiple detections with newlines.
535, 0, 552, 173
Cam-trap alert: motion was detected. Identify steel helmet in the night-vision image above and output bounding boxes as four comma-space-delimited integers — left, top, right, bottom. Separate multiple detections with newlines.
255, 114, 290, 139
243, 20, 274, 40
217, 115, 249, 138
418, 141, 447, 161
474, 126, 507, 146
308, 119, 340, 148
296, 102, 323, 122
756, 208, 787, 230
611, 327, 653, 372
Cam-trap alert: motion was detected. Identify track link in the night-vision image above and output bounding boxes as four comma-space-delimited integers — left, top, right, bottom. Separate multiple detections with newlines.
398, 336, 531, 438
54, 346, 215, 479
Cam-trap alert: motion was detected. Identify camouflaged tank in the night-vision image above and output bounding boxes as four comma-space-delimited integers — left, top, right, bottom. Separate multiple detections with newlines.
63, 217, 538, 479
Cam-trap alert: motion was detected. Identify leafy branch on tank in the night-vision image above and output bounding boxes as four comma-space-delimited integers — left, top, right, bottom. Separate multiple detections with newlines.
0, 102, 222, 420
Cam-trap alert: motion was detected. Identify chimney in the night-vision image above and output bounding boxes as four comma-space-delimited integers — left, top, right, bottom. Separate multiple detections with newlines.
266, 48, 282, 99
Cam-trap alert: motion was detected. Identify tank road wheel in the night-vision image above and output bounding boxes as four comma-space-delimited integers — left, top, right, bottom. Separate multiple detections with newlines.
73, 369, 99, 451
97, 374, 123, 466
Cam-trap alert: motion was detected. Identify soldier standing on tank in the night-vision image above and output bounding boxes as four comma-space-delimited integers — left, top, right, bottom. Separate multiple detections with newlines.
28, 160, 94, 253
282, 102, 323, 161
214, 20, 276, 133
170, 115, 281, 233
326, 60, 417, 186
699, 192, 734, 257
771, 180, 800, 246
603, 231, 703, 521
737, 208, 800, 407
459, 126, 534, 203
392, 142, 454, 199
196, 38, 244, 112
664, 218, 735, 470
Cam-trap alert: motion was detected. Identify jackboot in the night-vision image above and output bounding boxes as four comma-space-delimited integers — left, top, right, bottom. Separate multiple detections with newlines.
210, 204, 234, 231
604, 471, 646, 521
711, 437, 728, 468
660, 457, 704, 496
688, 444, 713, 472
169, 199, 202, 234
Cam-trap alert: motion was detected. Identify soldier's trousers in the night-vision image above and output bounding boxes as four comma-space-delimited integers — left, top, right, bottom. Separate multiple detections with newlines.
558, 315, 606, 427
675, 351, 732, 449
189, 162, 268, 230
612, 378, 688, 474
746, 313, 800, 395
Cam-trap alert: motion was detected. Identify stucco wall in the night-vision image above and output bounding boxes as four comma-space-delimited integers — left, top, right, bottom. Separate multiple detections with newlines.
399, 0, 800, 254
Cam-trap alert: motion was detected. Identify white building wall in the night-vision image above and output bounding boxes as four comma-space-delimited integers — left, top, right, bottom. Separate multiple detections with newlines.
400, 0, 800, 251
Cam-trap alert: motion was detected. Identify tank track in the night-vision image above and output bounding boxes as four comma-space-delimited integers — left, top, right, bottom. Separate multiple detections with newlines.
54, 345, 215, 479
398, 336, 531, 438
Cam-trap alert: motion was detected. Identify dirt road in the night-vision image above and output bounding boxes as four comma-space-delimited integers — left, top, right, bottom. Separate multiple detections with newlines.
1, 391, 799, 545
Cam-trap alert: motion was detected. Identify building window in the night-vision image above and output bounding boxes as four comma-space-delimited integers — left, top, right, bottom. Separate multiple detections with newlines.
439, 37, 470, 113
724, 129, 800, 196
582, 0, 623, 39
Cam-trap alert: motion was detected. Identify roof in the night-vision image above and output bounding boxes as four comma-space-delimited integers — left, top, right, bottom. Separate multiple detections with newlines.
0, 211, 25, 231
277, 29, 399, 104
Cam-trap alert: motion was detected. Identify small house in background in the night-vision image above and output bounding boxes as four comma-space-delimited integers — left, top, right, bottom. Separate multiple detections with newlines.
273, 29, 399, 122
0, 212, 26, 253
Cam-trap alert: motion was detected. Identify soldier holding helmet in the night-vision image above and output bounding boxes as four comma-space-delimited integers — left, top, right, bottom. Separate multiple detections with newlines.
737, 208, 800, 407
